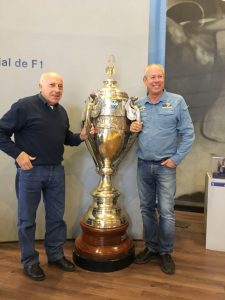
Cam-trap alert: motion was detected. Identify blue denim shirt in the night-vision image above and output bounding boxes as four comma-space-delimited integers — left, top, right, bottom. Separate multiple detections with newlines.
136, 90, 195, 165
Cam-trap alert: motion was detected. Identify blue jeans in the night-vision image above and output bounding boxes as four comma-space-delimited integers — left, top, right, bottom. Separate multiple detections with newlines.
15, 165, 66, 267
137, 158, 176, 255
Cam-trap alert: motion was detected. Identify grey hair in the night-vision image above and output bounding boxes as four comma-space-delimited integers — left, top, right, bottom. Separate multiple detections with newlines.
143, 64, 165, 80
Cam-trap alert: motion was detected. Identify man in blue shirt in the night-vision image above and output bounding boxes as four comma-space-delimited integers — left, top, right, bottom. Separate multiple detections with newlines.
0, 72, 93, 281
130, 64, 195, 275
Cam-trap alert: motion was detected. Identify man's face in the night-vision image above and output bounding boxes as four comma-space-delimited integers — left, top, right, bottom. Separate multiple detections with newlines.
39, 73, 63, 106
144, 66, 165, 97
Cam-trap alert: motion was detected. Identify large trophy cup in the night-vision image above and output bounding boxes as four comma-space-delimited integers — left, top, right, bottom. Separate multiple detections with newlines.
73, 56, 140, 272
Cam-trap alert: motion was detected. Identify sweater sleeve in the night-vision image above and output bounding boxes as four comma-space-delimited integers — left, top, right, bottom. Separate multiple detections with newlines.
64, 129, 83, 146
0, 102, 25, 159
63, 112, 83, 146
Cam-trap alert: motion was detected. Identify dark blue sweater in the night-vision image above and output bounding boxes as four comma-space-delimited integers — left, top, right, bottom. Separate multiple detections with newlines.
0, 94, 83, 166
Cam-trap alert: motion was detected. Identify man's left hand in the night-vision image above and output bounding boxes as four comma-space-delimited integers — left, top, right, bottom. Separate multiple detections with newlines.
161, 158, 177, 168
80, 124, 95, 141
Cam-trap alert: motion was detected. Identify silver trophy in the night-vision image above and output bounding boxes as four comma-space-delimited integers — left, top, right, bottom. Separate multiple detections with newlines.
73, 56, 140, 271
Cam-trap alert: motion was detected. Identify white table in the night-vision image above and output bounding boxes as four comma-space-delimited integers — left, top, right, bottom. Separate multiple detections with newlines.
204, 173, 225, 251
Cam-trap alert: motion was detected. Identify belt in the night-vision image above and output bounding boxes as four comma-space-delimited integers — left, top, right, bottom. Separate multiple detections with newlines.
139, 157, 170, 163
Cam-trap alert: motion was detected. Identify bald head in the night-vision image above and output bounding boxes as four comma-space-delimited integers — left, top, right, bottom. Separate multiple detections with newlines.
39, 72, 63, 85
39, 72, 64, 106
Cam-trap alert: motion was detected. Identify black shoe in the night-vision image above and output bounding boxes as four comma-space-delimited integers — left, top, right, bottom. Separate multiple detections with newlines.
134, 248, 159, 264
48, 256, 75, 272
24, 263, 46, 281
160, 254, 175, 275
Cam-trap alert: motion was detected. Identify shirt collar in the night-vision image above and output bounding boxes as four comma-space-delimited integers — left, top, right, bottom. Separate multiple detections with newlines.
38, 93, 58, 108
143, 89, 166, 105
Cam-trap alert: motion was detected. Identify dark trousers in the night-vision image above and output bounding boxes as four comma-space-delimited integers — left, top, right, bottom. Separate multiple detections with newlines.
15, 165, 66, 267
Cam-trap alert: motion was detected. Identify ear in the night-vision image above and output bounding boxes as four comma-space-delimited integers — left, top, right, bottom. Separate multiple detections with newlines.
143, 77, 148, 87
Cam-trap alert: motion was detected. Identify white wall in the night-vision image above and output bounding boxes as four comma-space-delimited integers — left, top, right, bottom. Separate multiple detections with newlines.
0, 0, 149, 241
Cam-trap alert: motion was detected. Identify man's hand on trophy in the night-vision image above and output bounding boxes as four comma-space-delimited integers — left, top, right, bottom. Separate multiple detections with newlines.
130, 121, 143, 133
80, 123, 95, 141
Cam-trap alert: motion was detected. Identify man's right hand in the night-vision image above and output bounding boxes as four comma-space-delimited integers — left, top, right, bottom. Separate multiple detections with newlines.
16, 151, 36, 170
130, 121, 143, 133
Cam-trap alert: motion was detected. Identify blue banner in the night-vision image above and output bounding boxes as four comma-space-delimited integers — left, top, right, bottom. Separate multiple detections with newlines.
148, 0, 167, 66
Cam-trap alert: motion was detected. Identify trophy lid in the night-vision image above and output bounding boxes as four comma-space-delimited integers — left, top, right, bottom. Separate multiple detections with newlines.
97, 55, 128, 100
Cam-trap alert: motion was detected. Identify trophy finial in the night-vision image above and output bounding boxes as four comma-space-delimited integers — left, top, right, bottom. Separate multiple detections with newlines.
105, 55, 116, 79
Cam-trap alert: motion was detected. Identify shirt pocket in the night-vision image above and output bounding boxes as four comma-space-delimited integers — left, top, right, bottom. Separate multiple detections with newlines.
158, 109, 176, 128
158, 108, 174, 116
140, 110, 150, 130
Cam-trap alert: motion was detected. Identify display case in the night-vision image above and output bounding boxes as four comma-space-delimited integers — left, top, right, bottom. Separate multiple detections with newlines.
204, 173, 225, 251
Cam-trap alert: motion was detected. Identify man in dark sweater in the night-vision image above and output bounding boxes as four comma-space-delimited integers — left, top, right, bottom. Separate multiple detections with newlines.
0, 72, 92, 281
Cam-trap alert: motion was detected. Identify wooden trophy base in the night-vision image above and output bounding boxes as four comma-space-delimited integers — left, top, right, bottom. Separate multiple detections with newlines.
73, 221, 135, 272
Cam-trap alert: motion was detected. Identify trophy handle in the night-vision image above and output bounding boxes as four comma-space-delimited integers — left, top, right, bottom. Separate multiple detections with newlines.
81, 94, 102, 172
81, 95, 98, 169
125, 96, 141, 122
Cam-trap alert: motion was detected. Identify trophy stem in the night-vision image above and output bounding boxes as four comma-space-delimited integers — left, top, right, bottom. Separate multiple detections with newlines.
94, 174, 114, 194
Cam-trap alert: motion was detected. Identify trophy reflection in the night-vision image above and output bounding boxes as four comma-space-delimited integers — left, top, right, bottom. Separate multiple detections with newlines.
73, 56, 140, 272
